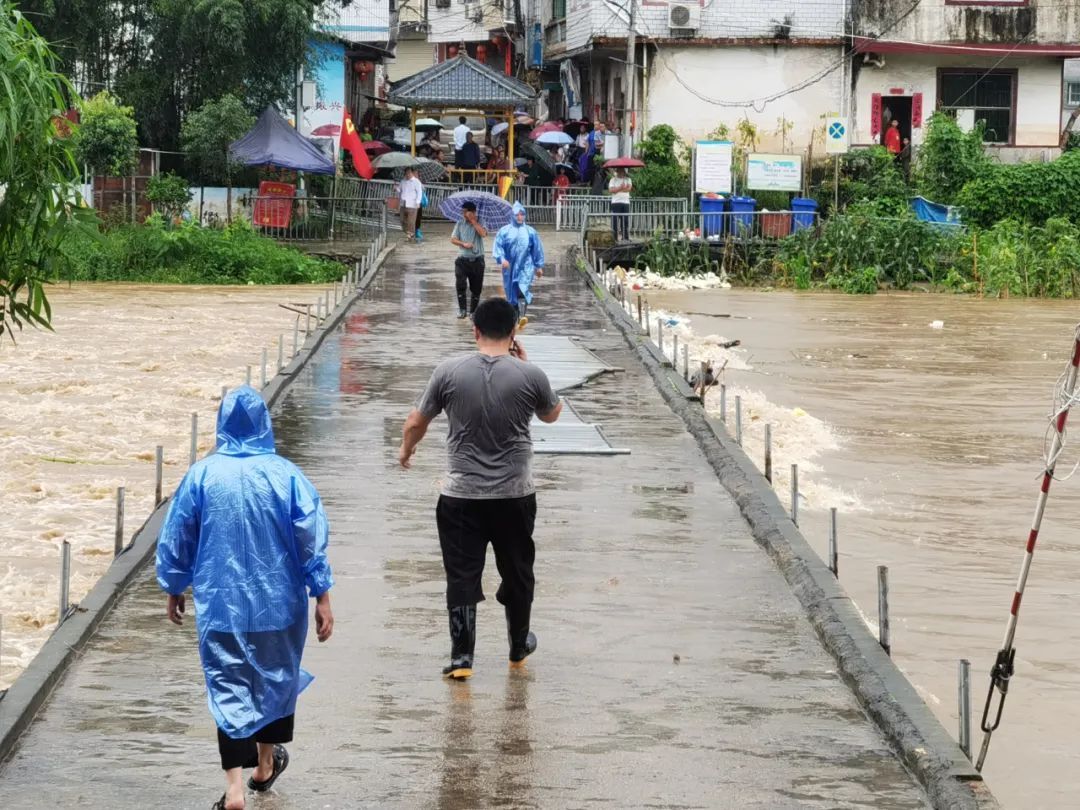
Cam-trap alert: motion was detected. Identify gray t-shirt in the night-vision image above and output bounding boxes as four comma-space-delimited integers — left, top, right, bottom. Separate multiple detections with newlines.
416, 353, 560, 499
451, 220, 484, 259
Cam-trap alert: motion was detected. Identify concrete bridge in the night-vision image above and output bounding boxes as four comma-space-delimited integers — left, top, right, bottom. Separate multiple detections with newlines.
0, 228, 995, 809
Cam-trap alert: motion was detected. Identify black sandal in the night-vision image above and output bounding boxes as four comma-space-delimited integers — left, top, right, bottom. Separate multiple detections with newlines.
211, 795, 226, 810
247, 744, 289, 792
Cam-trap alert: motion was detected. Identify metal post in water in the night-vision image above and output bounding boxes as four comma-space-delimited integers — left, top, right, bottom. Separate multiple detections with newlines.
221, 385, 228, 402
878, 565, 891, 655
790, 463, 799, 525
734, 395, 743, 445
305, 305, 312, 335
114, 486, 125, 557
154, 445, 163, 505
683, 344, 690, 382
277, 334, 284, 371
719, 384, 727, 423
657, 318, 664, 356
59, 540, 71, 621
644, 300, 651, 336
959, 659, 972, 759
672, 333, 679, 368
261, 348, 268, 388
829, 507, 839, 576
189, 412, 198, 467
293, 319, 299, 357
764, 424, 773, 483
636, 295, 642, 327
245, 365, 252, 386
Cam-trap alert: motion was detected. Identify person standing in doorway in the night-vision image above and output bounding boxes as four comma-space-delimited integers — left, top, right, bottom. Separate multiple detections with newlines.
608, 167, 632, 242
399, 298, 563, 680
453, 116, 470, 169
157, 386, 334, 810
450, 201, 487, 319
398, 167, 423, 243
885, 119, 903, 162
493, 201, 545, 329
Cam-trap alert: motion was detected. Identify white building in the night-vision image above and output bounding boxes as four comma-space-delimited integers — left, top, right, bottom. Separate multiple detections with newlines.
852, 1, 1080, 161
1063, 59, 1080, 130
543, 0, 847, 152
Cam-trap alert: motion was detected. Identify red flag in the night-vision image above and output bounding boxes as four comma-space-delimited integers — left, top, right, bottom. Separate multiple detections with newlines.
342, 110, 373, 179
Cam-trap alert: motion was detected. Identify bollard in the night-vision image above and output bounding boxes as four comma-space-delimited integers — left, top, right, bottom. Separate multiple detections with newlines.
672, 333, 679, 369
764, 424, 773, 483
293, 319, 299, 356
113, 486, 125, 556
790, 463, 799, 525
59, 540, 71, 621
657, 318, 664, 356
189, 412, 198, 466
334, 281, 339, 307
245, 365, 252, 386
719, 384, 727, 424
261, 348, 268, 388
305, 304, 312, 335
735, 396, 743, 446
644, 301, 651, 336
325, 290, 331, 317
278, 334, 284, 371
878, 565, 891, 656
958, 659, 972, 759
636, 295, 642, 327
828, 507, 839, 576
682, 344, 690, 382
154, 445, 163, 505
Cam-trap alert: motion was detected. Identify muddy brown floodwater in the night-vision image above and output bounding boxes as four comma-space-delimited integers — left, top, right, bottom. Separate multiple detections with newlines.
0, 282, 335, 691
647, 287, 1080, 810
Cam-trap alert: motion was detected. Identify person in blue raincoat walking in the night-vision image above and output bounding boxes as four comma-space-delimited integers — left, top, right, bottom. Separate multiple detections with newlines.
493, 201, 545, 327
157, 386, 334, 810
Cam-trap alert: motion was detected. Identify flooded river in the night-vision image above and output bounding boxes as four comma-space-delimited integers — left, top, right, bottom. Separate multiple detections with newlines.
0, 282, 332, 691
647, 288, 1080, 810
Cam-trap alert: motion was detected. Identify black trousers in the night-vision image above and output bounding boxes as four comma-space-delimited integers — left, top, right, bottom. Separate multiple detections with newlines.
455, 256, 485, 312
436, 494, 536, 611
611, 203, 630, 240
415, 204, 423, 235
217, 714, 294, 770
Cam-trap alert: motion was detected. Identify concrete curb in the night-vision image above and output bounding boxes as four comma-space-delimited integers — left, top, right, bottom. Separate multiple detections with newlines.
571, 251, 1000, 810
0, 240, 397, 766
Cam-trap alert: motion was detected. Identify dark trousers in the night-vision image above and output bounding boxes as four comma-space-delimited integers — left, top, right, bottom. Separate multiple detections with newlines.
455, 256, 485, 313
415, 204, 423, 235
217, 714, 294, 771
611, 203, 630, 241
436, 494, 536, 611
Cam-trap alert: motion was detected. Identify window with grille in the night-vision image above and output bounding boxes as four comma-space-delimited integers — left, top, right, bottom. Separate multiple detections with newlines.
938, 69, 1014, 144
552, 0, 566, 20
1068, 82, 1080, 108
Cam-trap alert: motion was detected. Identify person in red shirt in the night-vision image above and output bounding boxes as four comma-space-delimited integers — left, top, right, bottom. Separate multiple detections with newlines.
885, 119, 902, 157
552, 167, 570, 204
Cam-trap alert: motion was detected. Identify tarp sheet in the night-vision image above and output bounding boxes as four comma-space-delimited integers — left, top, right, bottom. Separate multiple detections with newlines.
911, 196, 962, 228
229, 107, 336, 175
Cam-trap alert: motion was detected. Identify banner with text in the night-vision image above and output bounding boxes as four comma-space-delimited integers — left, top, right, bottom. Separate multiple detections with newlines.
694, 141, 733, 195
746, 153, 803, 192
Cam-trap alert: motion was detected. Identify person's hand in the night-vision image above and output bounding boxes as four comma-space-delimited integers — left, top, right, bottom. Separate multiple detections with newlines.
463, 242, 474, 250
315, 594, 334, 642
510, 340, 528, 362
535, 267, 544, 278
502, 259, 511, 270
167, 593, 186, 626
399, 442, 415, 469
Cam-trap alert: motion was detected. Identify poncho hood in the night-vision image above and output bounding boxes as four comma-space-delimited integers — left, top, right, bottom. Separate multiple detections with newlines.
217, 385, 276, 456
511, 201, 527, 225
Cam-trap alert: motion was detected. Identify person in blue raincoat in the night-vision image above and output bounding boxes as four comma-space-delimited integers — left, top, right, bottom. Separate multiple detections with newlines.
493, 201, 546, 325
157, 386, 334, 810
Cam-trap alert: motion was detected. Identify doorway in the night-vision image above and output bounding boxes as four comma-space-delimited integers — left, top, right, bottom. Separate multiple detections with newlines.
880, 95, 912, 149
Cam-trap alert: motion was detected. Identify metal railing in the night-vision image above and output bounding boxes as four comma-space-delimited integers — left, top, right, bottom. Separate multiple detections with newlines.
579, 208, 820, 245
558, 197, 689, 232
242, 195, 385, 243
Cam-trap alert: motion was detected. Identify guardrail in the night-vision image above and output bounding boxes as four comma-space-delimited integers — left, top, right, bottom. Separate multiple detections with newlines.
558, 197, 689, 232
241, 195, 387, 243
579, 208, 820, 245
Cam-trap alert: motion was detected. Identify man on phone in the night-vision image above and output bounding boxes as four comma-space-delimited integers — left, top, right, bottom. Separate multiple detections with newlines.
399, 298, 562, 680
450, 201, 487, 319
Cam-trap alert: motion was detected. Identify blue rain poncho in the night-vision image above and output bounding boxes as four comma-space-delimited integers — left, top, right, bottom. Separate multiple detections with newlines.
493, 201, 545, 308
156, 386, 332, 739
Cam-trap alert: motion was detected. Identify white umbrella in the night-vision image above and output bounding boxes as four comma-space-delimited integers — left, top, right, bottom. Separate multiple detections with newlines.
414, 118, 445, 129
491, 122, 510, 137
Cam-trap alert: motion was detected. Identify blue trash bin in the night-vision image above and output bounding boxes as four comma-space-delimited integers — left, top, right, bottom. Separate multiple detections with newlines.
791, 197, 819, 233
700, 195, 727, 237
729, 196, 756, 236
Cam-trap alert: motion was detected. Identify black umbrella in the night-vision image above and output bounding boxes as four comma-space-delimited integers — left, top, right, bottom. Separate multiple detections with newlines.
521, 141, 557, 176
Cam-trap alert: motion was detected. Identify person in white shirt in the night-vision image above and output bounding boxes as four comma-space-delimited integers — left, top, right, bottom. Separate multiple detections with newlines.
398, 167, 424, 243
608, 168, 632, 242
453, 116, 470, 168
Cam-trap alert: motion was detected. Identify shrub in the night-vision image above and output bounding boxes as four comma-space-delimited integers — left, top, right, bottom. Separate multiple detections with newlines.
914, 112, 989, 204
72, 91, 138, 177
634, 236, 718, 277
145, 173, 193, 225
955, 150, 1080, 228
971, 218, 1080, 298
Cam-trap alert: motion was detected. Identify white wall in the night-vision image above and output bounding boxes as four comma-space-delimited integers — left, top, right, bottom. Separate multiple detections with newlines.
645, 45, 843, 151
387, 37, 435, 81
429, 0, 509, 43
855, 0, 1080, 46
853, 53, 1063, 148
316, 0, 393, 44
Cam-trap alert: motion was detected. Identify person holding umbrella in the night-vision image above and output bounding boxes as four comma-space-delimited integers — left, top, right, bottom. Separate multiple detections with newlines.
609, 167, 632, 242
450, 201, 487, 319
493, 202, 545, 328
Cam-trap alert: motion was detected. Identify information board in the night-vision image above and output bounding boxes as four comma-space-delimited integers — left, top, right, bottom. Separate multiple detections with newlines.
694, 141, 733, 194
746, 153, 803, 192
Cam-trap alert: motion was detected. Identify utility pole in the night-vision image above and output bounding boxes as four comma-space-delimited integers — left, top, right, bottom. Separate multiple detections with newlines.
623, 0, 636, 156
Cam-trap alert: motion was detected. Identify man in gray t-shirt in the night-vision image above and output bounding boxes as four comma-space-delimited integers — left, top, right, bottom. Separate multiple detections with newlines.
400, 298, 562, 680
449, 202, 487, 319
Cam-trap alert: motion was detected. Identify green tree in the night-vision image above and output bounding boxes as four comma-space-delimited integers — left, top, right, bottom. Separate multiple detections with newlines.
72, 90, 138, 176
914, 112, 989, 204
20, 0, 336, 152
180, 94, 254, 221
145, 172, 193, 224
632, 124, 689, 198
0, 4, 95, 341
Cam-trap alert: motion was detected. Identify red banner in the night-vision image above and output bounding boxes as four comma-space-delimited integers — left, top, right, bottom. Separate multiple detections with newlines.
912, 93, 924, 129
253, 181, 296, 229
342, 110, 374, 179
870, 93, 882, 139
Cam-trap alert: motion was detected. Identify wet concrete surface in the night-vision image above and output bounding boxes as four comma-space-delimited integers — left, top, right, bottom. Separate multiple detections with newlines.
0, 230, 930, 808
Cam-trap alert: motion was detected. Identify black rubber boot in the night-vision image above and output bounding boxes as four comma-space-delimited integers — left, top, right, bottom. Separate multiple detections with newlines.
442, 604, 476, 680
505, 602, 537, 667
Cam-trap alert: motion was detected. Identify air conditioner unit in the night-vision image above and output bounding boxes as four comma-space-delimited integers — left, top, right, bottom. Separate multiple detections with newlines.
667, 2, 700, 31
464, 0, 482, 22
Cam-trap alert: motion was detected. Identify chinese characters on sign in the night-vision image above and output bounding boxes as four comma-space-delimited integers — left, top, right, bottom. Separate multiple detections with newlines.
694, 141, 733, 195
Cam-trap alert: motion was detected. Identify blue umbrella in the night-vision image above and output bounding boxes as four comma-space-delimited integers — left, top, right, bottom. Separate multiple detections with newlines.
536, 131, 573, 146
439, 191, 514, 231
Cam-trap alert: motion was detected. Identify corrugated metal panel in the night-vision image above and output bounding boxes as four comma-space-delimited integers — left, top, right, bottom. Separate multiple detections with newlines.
520, 335, 620, 393
387, 38, 436, 82
389, 54, 536, 108
532, 399, 629, 455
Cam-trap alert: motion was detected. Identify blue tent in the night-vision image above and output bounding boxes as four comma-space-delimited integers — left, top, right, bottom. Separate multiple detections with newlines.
229, 107, 335, 175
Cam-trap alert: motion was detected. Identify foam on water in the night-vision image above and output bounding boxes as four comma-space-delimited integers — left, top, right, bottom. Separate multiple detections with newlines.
0, 282, 336, 689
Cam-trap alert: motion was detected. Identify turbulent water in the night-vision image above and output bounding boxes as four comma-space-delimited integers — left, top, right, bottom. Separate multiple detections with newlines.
0, 282, 333, 691
645, 287, 1080, 810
